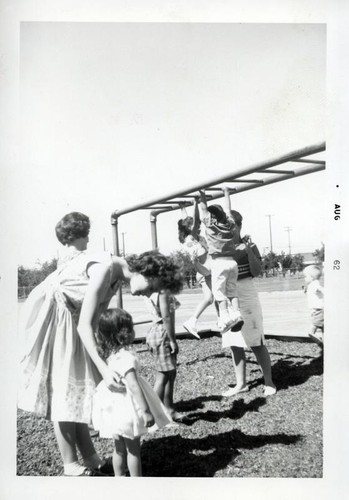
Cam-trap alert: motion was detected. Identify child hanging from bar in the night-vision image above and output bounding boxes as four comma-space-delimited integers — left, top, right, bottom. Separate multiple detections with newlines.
198, 189, 243, 334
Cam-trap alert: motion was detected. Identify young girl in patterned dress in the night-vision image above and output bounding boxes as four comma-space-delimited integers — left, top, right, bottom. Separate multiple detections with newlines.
92, 308, 172, 476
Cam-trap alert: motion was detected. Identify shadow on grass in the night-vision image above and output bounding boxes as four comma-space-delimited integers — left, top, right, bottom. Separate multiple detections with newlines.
176, 397, 267, 425
270, 352, 323, 391
141, 428, 301, 477
229, 350, 323, 393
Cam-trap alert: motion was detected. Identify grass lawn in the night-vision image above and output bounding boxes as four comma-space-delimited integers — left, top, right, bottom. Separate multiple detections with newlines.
17, 336, 323, 477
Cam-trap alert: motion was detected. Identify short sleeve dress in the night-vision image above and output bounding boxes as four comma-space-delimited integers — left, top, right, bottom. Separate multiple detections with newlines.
18, 250, 120, 423
92, 349, 172, 439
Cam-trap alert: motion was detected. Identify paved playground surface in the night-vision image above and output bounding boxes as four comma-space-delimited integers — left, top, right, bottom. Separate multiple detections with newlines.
111, 288, 311, 342
17, 286, 311, 343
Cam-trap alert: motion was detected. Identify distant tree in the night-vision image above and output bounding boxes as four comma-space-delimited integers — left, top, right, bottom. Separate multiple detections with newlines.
170, 250, 196, 287
18, 258, 58, 289
277, 252, 293, 275
261, 251, 279, 276
313, 243, 325, 264
290, 253, 305, 273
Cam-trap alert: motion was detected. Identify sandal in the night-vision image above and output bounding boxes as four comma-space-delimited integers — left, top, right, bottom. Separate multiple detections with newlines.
93, 457, 114, 476
64, 468, 103, 477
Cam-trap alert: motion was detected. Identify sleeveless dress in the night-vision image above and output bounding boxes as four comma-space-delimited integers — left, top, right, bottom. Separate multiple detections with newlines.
92, 349, 172, 439
17, 251, 120, 423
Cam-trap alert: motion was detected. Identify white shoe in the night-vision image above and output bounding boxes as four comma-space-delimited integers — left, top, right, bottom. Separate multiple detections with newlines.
263, 385, 277, 396
220, 320, 235, 334
183, 319, 201, 339
222, 386, 249, 397
229, 311, 244, 332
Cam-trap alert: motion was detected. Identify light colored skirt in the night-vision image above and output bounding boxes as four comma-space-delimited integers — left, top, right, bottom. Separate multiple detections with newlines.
222, 277, 265, 349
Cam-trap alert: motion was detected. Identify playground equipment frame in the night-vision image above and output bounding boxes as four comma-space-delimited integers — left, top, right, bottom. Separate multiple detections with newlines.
111, 141, 325, 307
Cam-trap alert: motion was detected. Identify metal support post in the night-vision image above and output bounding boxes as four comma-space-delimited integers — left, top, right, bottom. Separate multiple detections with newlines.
111, 214, 123, 308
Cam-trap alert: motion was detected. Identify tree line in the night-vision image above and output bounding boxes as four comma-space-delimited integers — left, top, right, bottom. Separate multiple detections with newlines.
18, 244, 324, 296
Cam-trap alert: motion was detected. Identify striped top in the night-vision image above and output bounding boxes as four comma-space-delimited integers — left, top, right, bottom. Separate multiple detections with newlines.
233, 242, 261, 280
202, 213, 236, 258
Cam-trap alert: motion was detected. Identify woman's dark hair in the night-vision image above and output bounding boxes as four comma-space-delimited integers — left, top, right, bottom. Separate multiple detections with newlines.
230, 210, 243, 228
126, 251, 183, 294
95, 308, 134, 360
55, 212, 90, 245
207, 204, 227, 223
177, 216, 193, 243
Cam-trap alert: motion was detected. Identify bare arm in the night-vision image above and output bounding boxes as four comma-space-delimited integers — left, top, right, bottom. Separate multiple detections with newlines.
179, 203, 188, 219
223, 186, 232, 217
78, 262, 122, 391
124, 369, 155, 427
244, 237, 262, 277
159, 291, 178, 355
198, 190, 209, 221
191, 197, 201, 239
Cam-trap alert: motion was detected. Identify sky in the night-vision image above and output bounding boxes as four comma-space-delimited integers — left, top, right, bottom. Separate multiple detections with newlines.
17, 22, 326, 266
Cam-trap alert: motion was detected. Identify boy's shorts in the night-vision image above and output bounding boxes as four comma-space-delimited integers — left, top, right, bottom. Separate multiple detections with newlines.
211, 257, 238, 301
311, 308, 324, 330
146, 323, 177, 372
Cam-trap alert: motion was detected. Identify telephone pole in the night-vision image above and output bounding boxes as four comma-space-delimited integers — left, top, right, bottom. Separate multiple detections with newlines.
265, 215, 274, 253
121, 232, 127, 257
284, 226, 293, 255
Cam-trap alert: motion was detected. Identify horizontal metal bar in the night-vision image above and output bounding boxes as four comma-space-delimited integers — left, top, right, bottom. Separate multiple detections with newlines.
226, 178, 264, 184
149, 163, 325, 219
140, 206, 177, 210
260, 169, 295, 175
133, 319, 152, 326
291, 159, 325, 165
111, 141, 325, 219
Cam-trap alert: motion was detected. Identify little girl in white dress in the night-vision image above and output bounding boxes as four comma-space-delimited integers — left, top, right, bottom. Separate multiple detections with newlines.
92, 307, 172, 476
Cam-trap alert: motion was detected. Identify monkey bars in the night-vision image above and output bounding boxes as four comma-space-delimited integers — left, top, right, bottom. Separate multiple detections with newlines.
111, 141, 325, 307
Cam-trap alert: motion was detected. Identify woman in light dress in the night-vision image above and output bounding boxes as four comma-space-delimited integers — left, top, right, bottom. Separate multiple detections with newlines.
18, 212, 182, 476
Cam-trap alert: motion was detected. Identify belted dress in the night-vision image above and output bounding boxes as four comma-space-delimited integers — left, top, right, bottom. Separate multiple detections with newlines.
17, 251, 120, 423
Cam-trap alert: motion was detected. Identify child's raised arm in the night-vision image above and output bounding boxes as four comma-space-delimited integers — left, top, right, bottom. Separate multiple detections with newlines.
198, 190, 209, 221
223, 186, 232, 217
179, 203, 188, 220
124, 368, 155, 428
191, 197, 201, 239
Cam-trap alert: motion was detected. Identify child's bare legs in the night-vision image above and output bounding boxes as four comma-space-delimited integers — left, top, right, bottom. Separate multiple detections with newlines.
125, 437, 142, 476
218, 299, 230, 325
113, 436, 142, 477
154, 369, 177, 415
193, 281, 214, 318
184, 279, 214, 338
229, 297, 239, 312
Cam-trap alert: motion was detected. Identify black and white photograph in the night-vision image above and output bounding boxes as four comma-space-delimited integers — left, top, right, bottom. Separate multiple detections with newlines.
1, 1, 348, 499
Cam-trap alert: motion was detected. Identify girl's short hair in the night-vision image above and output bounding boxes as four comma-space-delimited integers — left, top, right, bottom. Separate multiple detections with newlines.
96, 308, 134, 360
126, 251, 183, 294
55, 212, 90, 245
178, 216, 193, 243
303, 265, 322, 280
